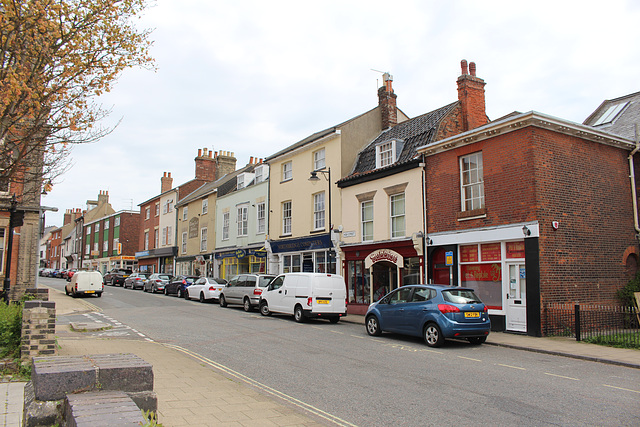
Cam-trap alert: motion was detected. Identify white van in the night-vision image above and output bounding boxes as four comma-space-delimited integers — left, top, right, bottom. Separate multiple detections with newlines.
65, 271, 104, 297
259, 273, 347, 323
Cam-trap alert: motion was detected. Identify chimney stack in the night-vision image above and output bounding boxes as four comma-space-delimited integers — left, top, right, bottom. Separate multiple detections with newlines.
161, 172, 173, 193
64, 209, 72, 226
457, 59, 487, 132
215, 151, 237, 179
378, 72, 398, 130
195, 147, 217, 182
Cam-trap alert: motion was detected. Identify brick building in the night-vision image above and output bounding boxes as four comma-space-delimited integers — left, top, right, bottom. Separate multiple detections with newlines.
82, 210, 140, 274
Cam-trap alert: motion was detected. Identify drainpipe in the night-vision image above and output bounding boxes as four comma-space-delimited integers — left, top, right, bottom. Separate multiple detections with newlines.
421, 154, 428, 284
630, 125, 640, 237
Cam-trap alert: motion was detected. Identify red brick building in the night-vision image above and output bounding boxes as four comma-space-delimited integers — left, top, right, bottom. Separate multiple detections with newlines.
418, 111, 637, 336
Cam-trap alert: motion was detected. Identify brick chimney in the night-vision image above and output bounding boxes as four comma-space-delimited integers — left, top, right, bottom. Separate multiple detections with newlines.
215, 151, 237, 179
195, 148, 216, 181
63, 209, 72, 226
378, 72, 398, 130
97, 190, 109, 205
457, 59, 488, 132
161, 172, 173, 193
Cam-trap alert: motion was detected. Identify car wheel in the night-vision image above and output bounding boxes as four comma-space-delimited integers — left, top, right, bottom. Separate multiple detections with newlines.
243, 298, 252, 312
177, 289, 182, 298
199, 292, 206, 303
184, 290, 189, 300
294, 305, 305, 323
152, 285, 156, 293
424, 323, 444, 348
219, 294, 227, 307
468, 336, 487, 345
143, 286, 147, 292
366, 315, 381, 336
65, 287, 69, 296
164, 288, 169, 296
260, 301, 271, 316
110, 278, 115, 286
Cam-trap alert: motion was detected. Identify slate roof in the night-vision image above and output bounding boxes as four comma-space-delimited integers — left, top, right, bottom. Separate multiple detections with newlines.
176, 164, 253, 207
584, 90, 640, 141
338, 101, 458, 185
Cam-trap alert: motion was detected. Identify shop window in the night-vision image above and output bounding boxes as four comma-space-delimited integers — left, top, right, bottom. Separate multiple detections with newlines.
390, 193, 405, 238
313, 193, 325, 230
283, 254, 301, 273
348, 261, 369, 304
460, 152, 484, 211
361, 200, 373, 242
250, 255, 266, 273
459, 242, 505, 310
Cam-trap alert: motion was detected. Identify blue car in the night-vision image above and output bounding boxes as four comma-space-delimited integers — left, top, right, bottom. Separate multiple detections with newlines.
365, 285, 490, 347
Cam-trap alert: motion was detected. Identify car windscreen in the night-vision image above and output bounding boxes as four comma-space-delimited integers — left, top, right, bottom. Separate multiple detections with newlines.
158, 275, 171, 280
442, 289, 483, 304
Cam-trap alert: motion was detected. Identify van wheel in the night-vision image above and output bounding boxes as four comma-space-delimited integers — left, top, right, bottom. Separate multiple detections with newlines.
219, 294, 227, 307
366, 315, 382, 336
294, 305, 305, 323
243, 298, 252, 312
97, 293, 102, 298
260, 302, 271, 316
329, 317, 339, 324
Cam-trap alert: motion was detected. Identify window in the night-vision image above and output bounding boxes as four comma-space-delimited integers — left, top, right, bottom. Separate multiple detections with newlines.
145, 207, 150, 219
237, 205, 248, 236
390, 193, 405, 238
181, 232, 187, 254
103, 241, 108, 251
313, 193, 325, 230
104, 220, 109, 230
163, 199, 173, 214
202, 198, 208, 215
593, 102, 628, 126
0, 175, 9, 194
113, 238, 119, 254
183, 206, 188, 221
95, 223, 100, 232
222, 212, 230, 240
114, 216, 120, 227
282, 201, 292, 235
257, 202, 266, 234
86, 226, 91, 235
154, 229, 159, 248
314, 148, 325, 171
162, 227, 167, 246
200, 227, 207, 252
166, 226, 172, 245
376, 139, 403, 169
85, 244, 90, 256
93, 242, 98, 252
255, 165, 264, 183
144, 232, 149, 250
155, 203, 159, 216
282, 161, 292, 181
460, 152, 484, 211
361, 200, 373, 242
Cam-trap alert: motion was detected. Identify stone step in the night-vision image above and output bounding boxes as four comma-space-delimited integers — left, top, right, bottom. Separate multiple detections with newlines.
64, 391, 146, 427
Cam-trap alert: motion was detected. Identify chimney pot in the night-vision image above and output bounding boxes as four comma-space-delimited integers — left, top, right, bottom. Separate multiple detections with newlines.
461, 59, 468, 75
198, 149, 202, 157
469, 62, 476, 77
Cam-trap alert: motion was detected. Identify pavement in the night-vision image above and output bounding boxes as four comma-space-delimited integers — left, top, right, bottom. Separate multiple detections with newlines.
2, 287, 639, 427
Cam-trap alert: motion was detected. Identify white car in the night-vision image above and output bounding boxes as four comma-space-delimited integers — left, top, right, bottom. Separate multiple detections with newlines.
186, 277, 227, 303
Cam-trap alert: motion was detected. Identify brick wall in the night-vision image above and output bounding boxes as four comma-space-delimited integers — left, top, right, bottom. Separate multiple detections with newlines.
21, 300, 56, 363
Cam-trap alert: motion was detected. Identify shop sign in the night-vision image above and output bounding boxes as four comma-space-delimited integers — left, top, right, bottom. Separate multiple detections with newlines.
461, 263, 501, 282
460, 245, 478, 262
480, 243, 501, 261
365, 249, 403, 268
445, 251, 453, 266
235, 249, 246, 258
506, 241, 525, 259
189, 217, 199, 238
269, 233, 331, 253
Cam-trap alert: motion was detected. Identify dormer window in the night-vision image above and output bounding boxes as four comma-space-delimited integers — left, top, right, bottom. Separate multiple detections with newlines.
375, 139, 404, 169
254, 164, 268, 183
237, 172, 255, 190
593, 102, 628, 126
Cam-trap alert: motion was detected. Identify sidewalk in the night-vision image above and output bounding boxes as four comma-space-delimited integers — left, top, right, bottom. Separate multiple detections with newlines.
4, 287, 639, 426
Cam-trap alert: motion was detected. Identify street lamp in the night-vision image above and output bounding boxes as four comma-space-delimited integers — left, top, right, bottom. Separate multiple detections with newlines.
308, 167, 332, 232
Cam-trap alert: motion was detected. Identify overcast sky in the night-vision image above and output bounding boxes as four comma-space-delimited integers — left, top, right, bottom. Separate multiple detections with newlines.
42, 0, 640, 227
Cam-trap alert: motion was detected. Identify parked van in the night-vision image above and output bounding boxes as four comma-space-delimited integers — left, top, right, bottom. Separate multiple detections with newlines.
219, 274, 275, 311
259, 273, 347, 323
65, 271, 104, 297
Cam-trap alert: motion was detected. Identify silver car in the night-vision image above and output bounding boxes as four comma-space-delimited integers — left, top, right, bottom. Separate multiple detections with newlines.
219, 274, 275, 312
143, 273, 171, 293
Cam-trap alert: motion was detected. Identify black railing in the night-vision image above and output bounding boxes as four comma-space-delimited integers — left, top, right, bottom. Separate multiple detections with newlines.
544, 303, 640, 348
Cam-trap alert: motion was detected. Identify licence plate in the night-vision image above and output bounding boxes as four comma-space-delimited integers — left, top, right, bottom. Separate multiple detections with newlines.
85, 290, 95, 294
316, 299, 329, 304
464, 312, 480, 318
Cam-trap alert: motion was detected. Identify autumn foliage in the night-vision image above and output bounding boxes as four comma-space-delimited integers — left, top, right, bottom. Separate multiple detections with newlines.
0, 0, 155, 191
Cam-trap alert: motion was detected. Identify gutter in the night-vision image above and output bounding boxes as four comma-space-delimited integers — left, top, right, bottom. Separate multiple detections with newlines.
629, 125, 640, 236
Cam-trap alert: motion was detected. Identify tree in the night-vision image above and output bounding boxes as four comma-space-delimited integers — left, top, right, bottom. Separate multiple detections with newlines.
0, 0, 155, 194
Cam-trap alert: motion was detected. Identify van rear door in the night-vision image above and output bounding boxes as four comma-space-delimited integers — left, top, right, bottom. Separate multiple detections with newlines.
312, 275, 346, 314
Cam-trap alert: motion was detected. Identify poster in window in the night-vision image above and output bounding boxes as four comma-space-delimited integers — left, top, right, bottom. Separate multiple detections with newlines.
460, 245, 478, 262
461, 263, 502, 310
506, 241, 525, 259
481, 243, 501, 261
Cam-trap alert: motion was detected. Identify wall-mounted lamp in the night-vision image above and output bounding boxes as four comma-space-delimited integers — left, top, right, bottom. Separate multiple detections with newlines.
522, 225, 531, 236
426, 237, 433, 245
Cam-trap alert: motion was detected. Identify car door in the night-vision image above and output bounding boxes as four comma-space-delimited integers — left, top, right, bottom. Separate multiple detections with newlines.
189, 278, 205, 299
402, 287, 437, 336
376, 288, 414, 333
231, 275, 247, 304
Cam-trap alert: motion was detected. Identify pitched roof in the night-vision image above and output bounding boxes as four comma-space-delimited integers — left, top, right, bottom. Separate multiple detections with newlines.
584, 91, 640, 141
176, 164, 253, 206
338, 102, 457, 185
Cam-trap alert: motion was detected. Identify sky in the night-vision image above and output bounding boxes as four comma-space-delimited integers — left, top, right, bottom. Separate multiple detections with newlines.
42, 0, 640, 227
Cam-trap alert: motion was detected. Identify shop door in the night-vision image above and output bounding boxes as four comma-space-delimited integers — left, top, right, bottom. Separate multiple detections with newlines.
506, 263, 527, 332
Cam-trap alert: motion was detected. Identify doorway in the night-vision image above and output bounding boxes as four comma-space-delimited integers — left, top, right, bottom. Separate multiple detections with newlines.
506, 263, 527, 332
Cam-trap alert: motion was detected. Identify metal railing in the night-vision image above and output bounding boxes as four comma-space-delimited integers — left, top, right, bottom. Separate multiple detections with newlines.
544, 303, 640, 348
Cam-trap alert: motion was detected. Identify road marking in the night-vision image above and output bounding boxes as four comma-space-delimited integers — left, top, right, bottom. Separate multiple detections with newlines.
163, 343, 357, 427
544, 373, 579, 381
603, 384, 640, 394
330, 330, 344, 334
457, 356, 482, 362
498, 364, 526, 371
350, 335, 365, 339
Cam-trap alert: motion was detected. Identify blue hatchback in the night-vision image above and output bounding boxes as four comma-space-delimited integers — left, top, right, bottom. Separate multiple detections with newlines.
365, 285, 490, 347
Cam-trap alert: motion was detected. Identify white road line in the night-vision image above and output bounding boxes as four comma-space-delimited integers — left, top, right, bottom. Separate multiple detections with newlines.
603, 384, 640, 394
457, 356, 482, 362
498, 363, 526, 370
544, 373, 579, 381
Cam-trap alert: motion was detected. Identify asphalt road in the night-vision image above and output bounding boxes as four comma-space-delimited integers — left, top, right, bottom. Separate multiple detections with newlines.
43, 277, 640, 426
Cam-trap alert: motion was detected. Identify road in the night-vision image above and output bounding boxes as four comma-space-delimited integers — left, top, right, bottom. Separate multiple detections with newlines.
43, 277, 640, 426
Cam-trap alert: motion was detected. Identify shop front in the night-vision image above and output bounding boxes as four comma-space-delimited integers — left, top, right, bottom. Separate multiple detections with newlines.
427, 223, 540, 334
268, 233, 337, 275
214, 246, 267, 281
341, 239, 422, 315
135, 247, 177, 274
175, 254, 213, 277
